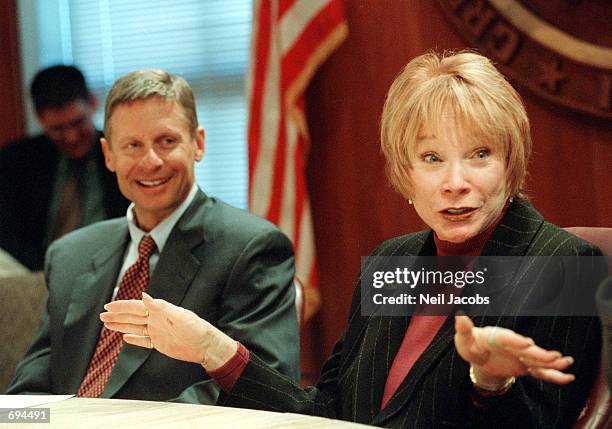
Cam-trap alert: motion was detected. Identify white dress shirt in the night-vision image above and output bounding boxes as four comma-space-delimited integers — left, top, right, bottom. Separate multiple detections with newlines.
110, 184, 199, 299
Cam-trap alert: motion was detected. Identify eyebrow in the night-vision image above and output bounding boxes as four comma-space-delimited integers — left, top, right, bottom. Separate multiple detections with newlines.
154, 130, 182, 141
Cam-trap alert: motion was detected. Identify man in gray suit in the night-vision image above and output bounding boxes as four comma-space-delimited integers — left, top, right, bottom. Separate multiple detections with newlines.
8, 69, 299, 403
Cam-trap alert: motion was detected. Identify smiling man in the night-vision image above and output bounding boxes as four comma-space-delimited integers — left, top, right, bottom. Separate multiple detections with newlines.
7, 70, 299, 403
0, 65, 129, 270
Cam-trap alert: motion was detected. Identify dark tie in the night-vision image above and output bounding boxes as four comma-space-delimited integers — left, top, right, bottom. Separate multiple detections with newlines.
77, 235, 157, 397
52, 160, 83, 240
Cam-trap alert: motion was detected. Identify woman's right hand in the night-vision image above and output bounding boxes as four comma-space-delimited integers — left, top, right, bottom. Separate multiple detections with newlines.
454, 314, 575, 386
100, 292, 237, 370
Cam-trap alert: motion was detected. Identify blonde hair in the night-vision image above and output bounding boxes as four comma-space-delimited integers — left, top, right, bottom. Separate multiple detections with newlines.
380, 50, 531, 200
104, 69, 198, 138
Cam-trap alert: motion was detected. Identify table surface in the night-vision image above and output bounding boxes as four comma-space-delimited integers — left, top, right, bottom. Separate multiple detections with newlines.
5, 397, 374, 428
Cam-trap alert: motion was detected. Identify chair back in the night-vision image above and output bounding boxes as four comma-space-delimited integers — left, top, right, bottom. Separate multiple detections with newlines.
566, 227, 611, 429
0, 272, 47, 392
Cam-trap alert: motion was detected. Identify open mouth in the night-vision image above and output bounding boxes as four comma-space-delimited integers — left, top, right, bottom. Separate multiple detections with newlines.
441, 207, 477, 216
137, 177, 171, 187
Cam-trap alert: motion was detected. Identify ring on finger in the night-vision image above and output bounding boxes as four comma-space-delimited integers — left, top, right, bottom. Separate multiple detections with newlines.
487, 326, 501, 347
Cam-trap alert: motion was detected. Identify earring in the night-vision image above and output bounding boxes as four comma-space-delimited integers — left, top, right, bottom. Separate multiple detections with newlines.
408, 199, 413, 205
509, 197, 514, 203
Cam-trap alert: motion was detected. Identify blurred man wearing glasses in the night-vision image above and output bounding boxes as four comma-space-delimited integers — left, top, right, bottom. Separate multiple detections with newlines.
0, 65, 128, 270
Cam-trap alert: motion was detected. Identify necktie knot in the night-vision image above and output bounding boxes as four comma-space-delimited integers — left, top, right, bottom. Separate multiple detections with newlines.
139, 235, 157, 260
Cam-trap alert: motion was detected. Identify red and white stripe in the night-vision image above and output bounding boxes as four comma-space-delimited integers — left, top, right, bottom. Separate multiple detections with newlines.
247, 0, 347, 316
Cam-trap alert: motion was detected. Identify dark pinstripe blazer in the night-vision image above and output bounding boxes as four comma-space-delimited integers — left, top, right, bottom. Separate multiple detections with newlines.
220, 199, 606, 428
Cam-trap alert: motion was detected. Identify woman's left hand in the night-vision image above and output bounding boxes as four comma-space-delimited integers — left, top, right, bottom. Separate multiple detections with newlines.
454, 315, 576, 385
100, 292, 237, 370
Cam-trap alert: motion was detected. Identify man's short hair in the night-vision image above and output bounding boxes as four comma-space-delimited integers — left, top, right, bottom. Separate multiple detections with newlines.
104, 69, 198, 139
30, 65, 90, 113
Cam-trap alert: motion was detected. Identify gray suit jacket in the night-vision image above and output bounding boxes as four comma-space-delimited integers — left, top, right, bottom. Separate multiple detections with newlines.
221, 199, 605, 428
8, 190, 299, 403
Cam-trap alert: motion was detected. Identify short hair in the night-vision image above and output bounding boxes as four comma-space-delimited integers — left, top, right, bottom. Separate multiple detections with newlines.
30, 65, 90, 113
104, 69, 198, 138
380, 50, 531, 201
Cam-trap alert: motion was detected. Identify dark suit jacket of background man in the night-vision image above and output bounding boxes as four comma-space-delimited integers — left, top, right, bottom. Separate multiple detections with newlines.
220, 199, 605, 428
8, 190, 300, 403
0, 132, 129, 271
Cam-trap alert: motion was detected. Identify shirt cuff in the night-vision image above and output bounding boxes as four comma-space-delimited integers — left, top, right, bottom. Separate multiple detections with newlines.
207, 342, 250, 392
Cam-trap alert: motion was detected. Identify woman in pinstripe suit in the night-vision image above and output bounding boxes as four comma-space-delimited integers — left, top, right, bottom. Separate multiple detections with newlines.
102, 51, 605, 428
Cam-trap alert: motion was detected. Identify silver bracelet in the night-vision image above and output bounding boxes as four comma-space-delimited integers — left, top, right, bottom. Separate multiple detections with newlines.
469, 365, 516, 395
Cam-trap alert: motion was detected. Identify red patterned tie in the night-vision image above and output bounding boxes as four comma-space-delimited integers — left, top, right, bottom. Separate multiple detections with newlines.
77, 235, 157, 397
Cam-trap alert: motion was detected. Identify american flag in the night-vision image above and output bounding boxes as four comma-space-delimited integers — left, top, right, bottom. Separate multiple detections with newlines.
247, 0, 348, 319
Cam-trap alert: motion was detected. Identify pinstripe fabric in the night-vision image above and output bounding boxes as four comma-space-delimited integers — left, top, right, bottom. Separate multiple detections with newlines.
220, 200, 605, 428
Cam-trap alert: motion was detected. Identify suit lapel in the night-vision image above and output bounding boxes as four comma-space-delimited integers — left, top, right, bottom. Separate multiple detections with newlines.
349, 231, 432, 422
373, 317, 455, 426
61, 224, 128, 393
372, 200, 545, 426
349, 313, 408, 423
481, 199, 544, 257
145, 215, 204, 305
102, 192, 207, 397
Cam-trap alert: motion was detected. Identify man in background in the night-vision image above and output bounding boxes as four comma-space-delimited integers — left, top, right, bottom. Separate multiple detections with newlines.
0, 65, 129, 270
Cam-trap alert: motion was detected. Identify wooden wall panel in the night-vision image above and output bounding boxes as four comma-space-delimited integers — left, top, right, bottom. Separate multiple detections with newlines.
0, 0, 24, 145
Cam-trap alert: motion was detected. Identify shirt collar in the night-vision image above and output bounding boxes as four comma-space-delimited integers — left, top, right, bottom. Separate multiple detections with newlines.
126, 183, 198, 253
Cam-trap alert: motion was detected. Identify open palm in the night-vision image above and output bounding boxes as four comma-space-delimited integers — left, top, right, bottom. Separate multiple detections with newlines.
454, 315, 575, 384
